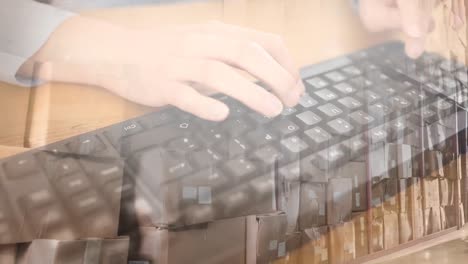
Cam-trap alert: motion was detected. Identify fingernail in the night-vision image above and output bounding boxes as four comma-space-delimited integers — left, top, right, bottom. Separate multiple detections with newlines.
297, 79, 306, 94
269, 97, 284, 116
213, 103, 230, 120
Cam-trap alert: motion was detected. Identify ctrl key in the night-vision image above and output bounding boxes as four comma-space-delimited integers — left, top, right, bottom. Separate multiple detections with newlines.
3, 156, 40, 180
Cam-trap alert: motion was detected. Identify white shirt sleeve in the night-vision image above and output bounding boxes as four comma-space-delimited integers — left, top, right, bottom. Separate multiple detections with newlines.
0, 0, 75, 87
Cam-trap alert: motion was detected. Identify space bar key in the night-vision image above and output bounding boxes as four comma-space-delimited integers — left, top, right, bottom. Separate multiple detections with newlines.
119, 124, 187, 155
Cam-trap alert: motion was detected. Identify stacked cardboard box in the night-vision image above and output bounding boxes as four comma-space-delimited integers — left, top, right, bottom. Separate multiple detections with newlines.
300, 227, 329, 264
351, 212, 369, 258
329, 222, 356, 264
16, 237, 129, 264
133, 213, 288, 264
0, 245, 15, 264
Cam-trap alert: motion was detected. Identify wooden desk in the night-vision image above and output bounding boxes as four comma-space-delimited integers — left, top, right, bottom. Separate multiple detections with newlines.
0, 0, 465, 150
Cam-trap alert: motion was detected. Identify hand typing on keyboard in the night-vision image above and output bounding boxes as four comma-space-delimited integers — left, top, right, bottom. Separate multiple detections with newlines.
30, 19, 304, 121
358, 0, 465, 58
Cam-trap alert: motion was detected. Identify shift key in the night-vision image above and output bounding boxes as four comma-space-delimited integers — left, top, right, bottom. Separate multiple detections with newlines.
116, 122, 194, 156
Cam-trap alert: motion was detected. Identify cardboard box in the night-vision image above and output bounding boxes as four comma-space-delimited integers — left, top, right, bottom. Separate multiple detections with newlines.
329, 221, 355, 264
175, 216, 248, 264
327, 178, 352, 225
0, 244, 16, 264
398, 179, 410, 213
369, 143, 388, 182
399, 212, 412, 244
371, 181, 385, 218
412, 147, 424, 178
275, 233, 302, 264
278, 180, 301, 234
135, 214, 288, 264
371, 217, 384, 253
442, 203, 465, 229
246, 214, 288, 264
383, 178, 399, 213
422, 177, 440, 209
386, 144, 413, 179
131, 227, 167, 264
333, 162, 368, 212
412, 208, 425, 240
300, 227, 329, 264
423, 150, 444, 178
383, 213, 399, 250
424, 207, 442, 235
409, 177, 423, 210
443, 157, 460, 180
439, 178, 455, 206
17, 237, 129, 264
298, 183, 326, 230
351, 212, 368, 258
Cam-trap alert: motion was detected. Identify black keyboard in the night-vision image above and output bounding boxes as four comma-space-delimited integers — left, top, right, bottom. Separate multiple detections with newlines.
1, 41, 467, 244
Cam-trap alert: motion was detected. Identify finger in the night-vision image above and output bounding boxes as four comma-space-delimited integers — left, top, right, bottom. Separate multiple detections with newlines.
459, 0, 467, 24
359, 0, 402, 32
187, 22, 300, 80
165, 82, 230, 121
178, 34, 302, 107
171, 59, 285, 117
452, 0, 466, 29
404, 36, 427, 58
397, 0, 436, 37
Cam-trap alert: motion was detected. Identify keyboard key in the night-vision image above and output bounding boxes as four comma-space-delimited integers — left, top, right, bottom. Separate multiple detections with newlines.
318, 103, 343, 117
224, 158, 256, 178
69, 135, 106, 155
223, 118, 251, 136
191, 148, 223, 168
215, 138, 249, 158
350, 76, 372, 87
116, 123, 192, 156
376, 83, 396, 96
55, 172, 91, 195
342, 66, 362, 76
337, 96, 362, 110
356, 90, 380, 103
325, 71, 346, 82
249, 113, 273, 124
369, 103, 392, 119
140, 111, 174, 128
369, 126, 389, 143
80, 160, 123, 185
46, 158, 81, 178
388, 96, 412, 111
327, 118, 354, 135
70, 191, 104, 216
314, 145, 347, 170
246, 129, 277, 147
344, 135, 368, 155
333, 83, 356, 94
296, 111, 322, 126
349, 110, 375, 126
315, 89, 338, 101
253, 145, 284, 164
305, 77, 329, 89
280, 136, 309, 153
304, 127, 332, 145
3, 156, 40, 179
281, 107, 297, 116
199, 127, 226, 145
167, 137, 201, 154
22, 189, 54, 209
273, 120, 300, 136
298, 93, 318, 108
